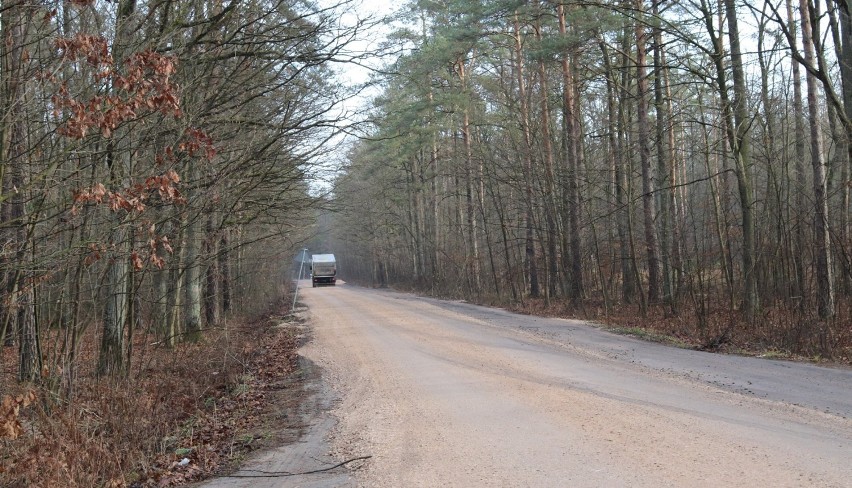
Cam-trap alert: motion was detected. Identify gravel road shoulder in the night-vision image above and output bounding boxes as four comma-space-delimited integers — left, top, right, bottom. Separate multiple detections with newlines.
198, 331, 357, 488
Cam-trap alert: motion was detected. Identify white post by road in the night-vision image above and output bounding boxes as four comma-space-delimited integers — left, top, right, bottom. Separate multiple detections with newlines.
291, 248, 308, 314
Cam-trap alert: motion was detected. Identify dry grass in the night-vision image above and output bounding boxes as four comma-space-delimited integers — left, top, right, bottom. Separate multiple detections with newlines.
508, 298, 852, 365
0, 298, 300, 487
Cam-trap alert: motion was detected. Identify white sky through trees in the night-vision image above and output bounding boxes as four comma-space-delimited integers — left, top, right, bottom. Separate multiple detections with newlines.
304, 0, 400, 193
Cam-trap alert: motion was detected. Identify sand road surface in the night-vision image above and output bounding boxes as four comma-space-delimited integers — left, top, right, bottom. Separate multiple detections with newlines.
205, 282, 852, 487
298, 283, 852, 487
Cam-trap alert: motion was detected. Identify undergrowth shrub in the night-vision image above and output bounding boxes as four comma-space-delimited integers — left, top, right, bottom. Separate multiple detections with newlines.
0, 303, 297, 487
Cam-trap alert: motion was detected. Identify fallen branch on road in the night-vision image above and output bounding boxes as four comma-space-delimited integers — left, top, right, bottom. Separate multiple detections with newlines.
224, 456, 372, 478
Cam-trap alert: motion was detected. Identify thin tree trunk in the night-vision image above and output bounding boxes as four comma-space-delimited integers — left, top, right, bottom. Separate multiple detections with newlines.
635, 0, 662, 304
535, 12, 561, 298
601, 39, 636, 304
97, 0, 137, 376
830, 0, 852, 293
513, 11, 539, 298
460, 99, 481, 294
2, 0, 38, 382
557, 2, 584, 303
98, 222, 129, 375
652, 0, 673, 311
489, 166, 518, 301
720, 0, 758, 317
800, 0, 836, 318
429, 92, 441, 286
757, 6, 782, 300
12, 156, 36, 384
204, 213, 220, 327
839, 0, 852, 147
664, 50, 684, 305
219, 228, 231, 315
784, 0, 809, 306
184, 162, 202, 341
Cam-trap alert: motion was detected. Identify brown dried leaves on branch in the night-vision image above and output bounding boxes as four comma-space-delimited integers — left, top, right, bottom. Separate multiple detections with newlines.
71, 168, 184, 216
52, 36, 180, 139
70, 169, 183, 270
53, 32, 217, 273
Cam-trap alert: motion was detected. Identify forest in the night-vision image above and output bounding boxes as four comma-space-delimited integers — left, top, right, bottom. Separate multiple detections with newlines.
333, 0, 852, 360
1, 0, 851, 484
0, 0, 361, 484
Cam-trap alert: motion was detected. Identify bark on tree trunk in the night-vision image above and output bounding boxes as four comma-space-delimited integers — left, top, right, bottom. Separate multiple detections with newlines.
184, 161, 203, 341
652, 1, 674, 311
98, 228, 129, 375
11, 135, 36, 384
219, 228, 231, 314
785, 0, 809, 306
1, 0, 38, 381
834, 0, 852, 293
723, 0, 759, 317
558, 3, 585, 303
513, 12, 540, 298
600, 40, 636, 305
800, 0, 836, 318
205, 213, 220, 327
429, 92, 441, 286
635, 0, 662, 304
535, 14, 561, 299
97, 0, 137, 376
461, 100, 481, 295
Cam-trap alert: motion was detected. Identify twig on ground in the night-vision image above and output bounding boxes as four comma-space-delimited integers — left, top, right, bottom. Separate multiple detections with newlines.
224, 455, 372, 478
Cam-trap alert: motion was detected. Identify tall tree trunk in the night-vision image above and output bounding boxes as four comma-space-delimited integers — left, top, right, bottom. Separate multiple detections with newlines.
98, 220, 129, 375
800, 0, 836, 318
97, 0, 137, 376
839, 0, 852, 141
635, 0, 662, 304
204, 213, 220, 327
557, 3, 584, 303
757, 6, 785, 300
168, 216, 188, 346
492, 181, 520, 301
418, 152, 429, 282
513, 12, 539, 298
460, 91, 481, 294
828, 98, 851, 295
785, 0, 809, 305
12, 125, 36, 385
663, 45, 684, 305
652, 0, 674, 310
536, 11, 561, 299
428, 90, 441, 286
698, 89, 735, 307
1, 0, 38, 382
823, 1, 846, 276
601, 40, 635, 305
184, 161, 203, 341
219, 228, 231, 315
406, 161, 419, 280
833, 0, 852, 293
723, 0, 758, 317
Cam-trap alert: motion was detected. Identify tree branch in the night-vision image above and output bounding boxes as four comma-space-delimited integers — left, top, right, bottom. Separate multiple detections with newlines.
225, 456, 372, 478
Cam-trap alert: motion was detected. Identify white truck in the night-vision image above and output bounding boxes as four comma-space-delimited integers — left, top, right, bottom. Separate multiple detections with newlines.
310, 254, 337, 287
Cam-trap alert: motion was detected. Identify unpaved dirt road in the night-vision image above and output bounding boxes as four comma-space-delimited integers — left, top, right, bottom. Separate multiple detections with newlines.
300, 282, 852, 487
